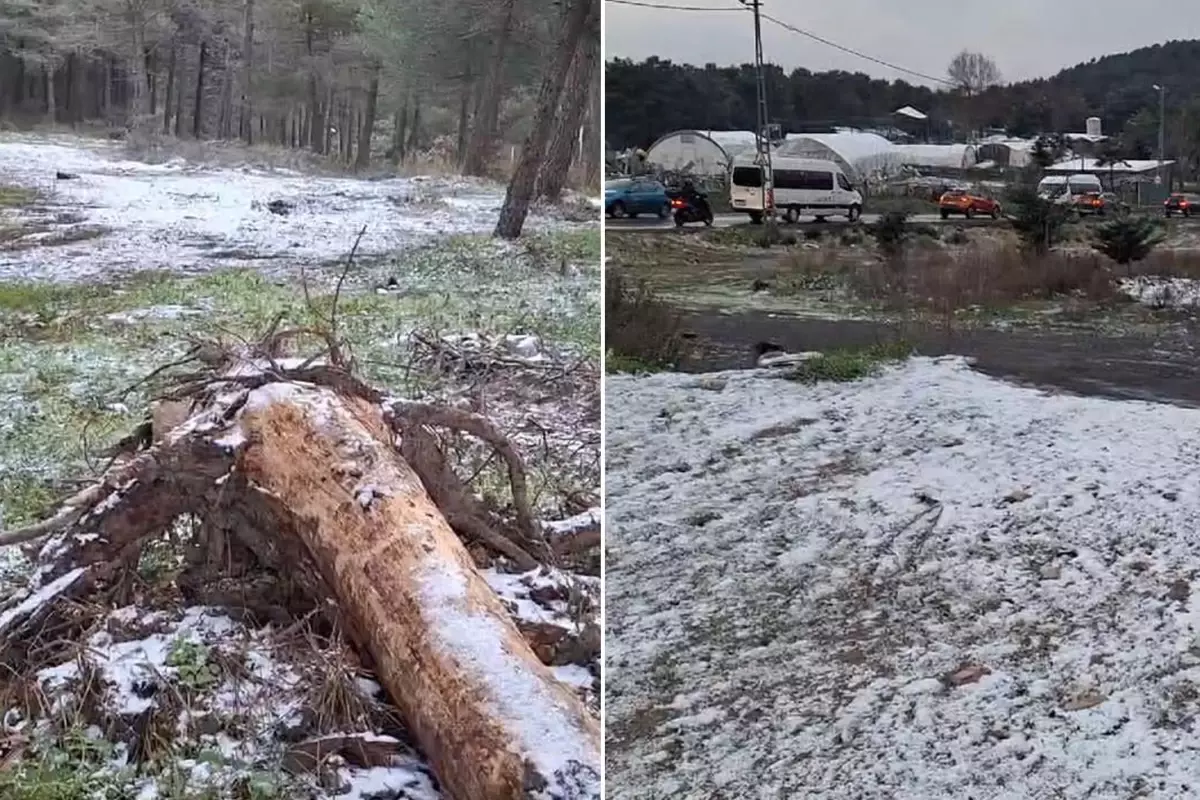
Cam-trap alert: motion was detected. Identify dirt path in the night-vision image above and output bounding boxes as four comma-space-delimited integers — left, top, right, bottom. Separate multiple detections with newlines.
679, 310, 1200, 407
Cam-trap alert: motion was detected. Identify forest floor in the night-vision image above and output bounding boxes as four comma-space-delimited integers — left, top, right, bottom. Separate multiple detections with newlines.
0, 134, 601, 798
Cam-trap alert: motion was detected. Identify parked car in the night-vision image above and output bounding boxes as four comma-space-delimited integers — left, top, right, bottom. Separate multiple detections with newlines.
605, 178, 670, 219
1071, 191, 1110, 215
938, 189, 1001, 219
1164, 193, 1200, 217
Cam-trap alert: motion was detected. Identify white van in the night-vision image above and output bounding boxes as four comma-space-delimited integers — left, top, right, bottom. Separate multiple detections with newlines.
1037, 173, 1102, 204
729, 155, 863, 224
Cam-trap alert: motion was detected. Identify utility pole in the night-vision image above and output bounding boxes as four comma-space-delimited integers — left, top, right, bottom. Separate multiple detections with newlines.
739, 0, 775, 228
1154, 83, 1166, 191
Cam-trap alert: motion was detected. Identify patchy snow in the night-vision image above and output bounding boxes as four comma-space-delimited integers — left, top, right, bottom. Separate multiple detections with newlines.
1121, 275, 1200, 309
0, 135, 574, 283
19, 604, 441, 799
420, 561, 600, 797
105, 304, 210, 324
0, 566, 86, 632
606, 357, 1200, 798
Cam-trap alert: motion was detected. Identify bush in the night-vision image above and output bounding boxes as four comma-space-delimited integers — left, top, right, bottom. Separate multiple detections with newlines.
1092, 215, 1165, 264
605, 268, 685, 372
1005, 180, 1069, 254
869, 211, 910, 258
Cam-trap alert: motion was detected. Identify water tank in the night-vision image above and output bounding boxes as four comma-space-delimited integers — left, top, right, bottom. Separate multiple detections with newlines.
1086, 117, 1102, 137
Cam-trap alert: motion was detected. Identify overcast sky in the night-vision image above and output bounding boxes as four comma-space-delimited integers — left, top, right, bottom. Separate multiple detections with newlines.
605, 0, 1198, 85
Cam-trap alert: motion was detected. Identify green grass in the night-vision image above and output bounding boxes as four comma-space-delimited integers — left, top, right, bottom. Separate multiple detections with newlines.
786, 340, 912, 384
605, 352, 670, 374
0, 183, 37, 208
0, 231, 599, 528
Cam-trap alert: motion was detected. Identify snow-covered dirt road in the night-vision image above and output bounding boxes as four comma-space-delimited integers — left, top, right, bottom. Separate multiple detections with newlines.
606, 358, 1200, 799
0, 135, 581, 283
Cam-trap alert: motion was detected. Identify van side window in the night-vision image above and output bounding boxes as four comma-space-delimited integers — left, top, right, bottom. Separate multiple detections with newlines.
836, 173, 853, 191
775, 170, 834, 191
732, 166, 763, 188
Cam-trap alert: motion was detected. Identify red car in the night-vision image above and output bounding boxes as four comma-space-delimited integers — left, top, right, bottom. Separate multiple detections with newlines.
1164, 193, 1200, 217
939, 189, 1001, 219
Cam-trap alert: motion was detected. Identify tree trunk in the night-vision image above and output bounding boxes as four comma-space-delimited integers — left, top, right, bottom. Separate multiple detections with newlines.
163, 43, 176, 135
126, 16, 150, 132
239, 0, 256, 143
495, 0, 598, 239
147, 50, 156, 115
193, 41, 207, 139
44, 63, 56, 124
0, 378, 601, 800
537, 29, 598, 202
356, 65, 380, 171
582, 67, 600, 188
392, 102, 407, 164
456, 50, 475, 166
407, 93, 421, 156
463, 0, 517, 177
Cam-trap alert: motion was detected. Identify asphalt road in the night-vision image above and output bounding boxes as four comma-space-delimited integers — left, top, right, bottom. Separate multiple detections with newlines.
607, 212, 990, 232
607, 210, 1199, 233
679, 312, 1200, 409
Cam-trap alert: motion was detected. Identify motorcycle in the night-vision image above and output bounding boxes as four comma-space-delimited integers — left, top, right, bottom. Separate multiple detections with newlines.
669, 193, 714, 227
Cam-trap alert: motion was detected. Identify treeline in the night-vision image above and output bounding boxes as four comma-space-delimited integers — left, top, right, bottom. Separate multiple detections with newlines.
0, 0, 601, 182
606, 40, 1200, 176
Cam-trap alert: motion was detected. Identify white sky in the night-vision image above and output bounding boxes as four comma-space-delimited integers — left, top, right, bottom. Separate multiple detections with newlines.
604, 0, 1200, 85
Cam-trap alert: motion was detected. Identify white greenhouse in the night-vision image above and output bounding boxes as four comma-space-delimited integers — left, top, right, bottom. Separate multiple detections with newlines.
776, 132, 903, 181
643, 129, 762, 176
894, 143, 978, 170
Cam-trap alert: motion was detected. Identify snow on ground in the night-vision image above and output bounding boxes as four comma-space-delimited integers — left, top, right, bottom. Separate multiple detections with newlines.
606, 357, 1200, 799
1121, 275, 1200, 310
0, 134, 575, 283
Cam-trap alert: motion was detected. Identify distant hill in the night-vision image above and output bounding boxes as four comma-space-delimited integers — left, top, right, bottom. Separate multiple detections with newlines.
605, 40, 1200, 172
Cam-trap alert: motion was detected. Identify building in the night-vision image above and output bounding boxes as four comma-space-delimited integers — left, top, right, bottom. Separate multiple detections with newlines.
776, 132, 903, 181
642, 129, 763, 177
893, 143, 978, 170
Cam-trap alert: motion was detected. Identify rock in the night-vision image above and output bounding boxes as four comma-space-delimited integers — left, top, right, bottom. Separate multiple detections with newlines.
1039, 563, 1061, 580
1168, 578, 1190, 602
55, 171, 79, 180
751, 279, 771, 292
504, 333, 541, 359
945, 663, 990, 687
1003, 488, 1032, 504
267, 199, 293, 216
1062, 689, 1106, 711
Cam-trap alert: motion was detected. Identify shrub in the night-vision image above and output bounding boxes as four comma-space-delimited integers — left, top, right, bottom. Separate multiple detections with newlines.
1092, 215, 1165, 264
1005, 180, 1069, 254
604, 268, 685, 372
869, 211, 910, 258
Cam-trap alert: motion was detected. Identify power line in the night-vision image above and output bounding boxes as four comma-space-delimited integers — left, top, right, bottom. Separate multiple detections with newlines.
606, 0, 956, 87
606, 0, 744, 10
760, 13, 955, 87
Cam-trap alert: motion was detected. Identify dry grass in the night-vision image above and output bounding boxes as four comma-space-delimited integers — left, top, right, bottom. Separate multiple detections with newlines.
605, 268, 687, 372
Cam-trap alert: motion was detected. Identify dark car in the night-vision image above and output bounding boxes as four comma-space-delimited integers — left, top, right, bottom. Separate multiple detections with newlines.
605, 178, 670, 219
1164, 193, 1200, 217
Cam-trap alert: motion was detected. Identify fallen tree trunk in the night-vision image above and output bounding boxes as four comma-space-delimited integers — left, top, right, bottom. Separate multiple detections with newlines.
231, 384, 600, 799
0, 362, 600, 800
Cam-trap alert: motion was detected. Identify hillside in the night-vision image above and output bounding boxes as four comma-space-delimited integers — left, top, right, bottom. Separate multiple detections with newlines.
606, 39, 1200, 165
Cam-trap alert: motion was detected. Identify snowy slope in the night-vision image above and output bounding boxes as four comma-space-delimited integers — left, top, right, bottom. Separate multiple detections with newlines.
606, 357, 1200, 799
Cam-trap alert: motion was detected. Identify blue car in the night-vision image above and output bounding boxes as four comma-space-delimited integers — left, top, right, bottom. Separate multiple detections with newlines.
605, 177, 670, 219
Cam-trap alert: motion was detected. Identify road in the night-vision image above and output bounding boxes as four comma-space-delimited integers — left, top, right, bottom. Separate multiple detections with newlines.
607, 212, 994, 232
678, 311, 1200, 409
607, 210, 1198, 233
